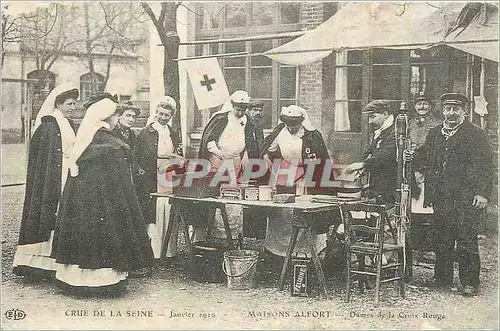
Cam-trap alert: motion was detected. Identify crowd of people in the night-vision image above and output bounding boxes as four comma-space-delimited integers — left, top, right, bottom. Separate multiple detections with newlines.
12, 85, 493, 298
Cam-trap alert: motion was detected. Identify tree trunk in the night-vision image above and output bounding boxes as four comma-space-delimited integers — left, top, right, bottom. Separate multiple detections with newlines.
141, 2, 182, 138
161, 3, 180, 133
84, 3, 96, 95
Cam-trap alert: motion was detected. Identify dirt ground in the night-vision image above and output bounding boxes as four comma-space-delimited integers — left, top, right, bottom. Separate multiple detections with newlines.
2, 144, 499, 330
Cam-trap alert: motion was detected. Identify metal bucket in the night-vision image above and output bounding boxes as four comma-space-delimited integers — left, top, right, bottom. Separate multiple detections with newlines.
192, 241, 226, 283
222, 250, 259, 290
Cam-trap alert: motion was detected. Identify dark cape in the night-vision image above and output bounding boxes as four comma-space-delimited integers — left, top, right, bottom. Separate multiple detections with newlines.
112, 125, 138, 149
51, 128, 154, 272
134, 123, 183, 223
198, 112, 259, 159
259, 123, 332, 194
18, 116, 64, 245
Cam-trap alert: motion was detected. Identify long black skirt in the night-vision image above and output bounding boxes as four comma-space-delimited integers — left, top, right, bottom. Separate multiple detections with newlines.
51, 147, 154, 291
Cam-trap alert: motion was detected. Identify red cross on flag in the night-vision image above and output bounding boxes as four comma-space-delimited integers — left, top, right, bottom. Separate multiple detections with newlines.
184, 57, 230, 110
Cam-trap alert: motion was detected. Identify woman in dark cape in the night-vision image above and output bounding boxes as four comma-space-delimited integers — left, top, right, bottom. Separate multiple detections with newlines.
51, 94, 154, 294
13, 84, 79, 279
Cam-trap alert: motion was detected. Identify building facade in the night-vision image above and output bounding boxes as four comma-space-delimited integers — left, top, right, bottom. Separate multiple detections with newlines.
1, 2, 150, 142
176, 2, 497, 183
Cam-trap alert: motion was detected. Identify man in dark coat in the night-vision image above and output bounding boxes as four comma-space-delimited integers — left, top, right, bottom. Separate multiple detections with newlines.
413, 93, 493, 296
246, 101, 265, 156
13, 84, 79, 278
345, 100, 397, 204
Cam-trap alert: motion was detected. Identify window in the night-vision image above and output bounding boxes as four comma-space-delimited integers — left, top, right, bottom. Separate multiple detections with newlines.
250, 40, 273, 128
409, 46, 447, 103
224, 41, 246, 92
198, 3, 224, 29
280, 2, 301, 24
194, 3, 301, 130
334, 51, 363, 132
333, 47, 449, 132
278, 38, 298, 119
371, 49, 403, 100
80, 72, 105, 101
225, 2, 247, 28
251, 2, 275, 26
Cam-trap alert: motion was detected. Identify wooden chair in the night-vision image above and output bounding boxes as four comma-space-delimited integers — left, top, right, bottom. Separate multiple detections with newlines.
341, 202, 405, 306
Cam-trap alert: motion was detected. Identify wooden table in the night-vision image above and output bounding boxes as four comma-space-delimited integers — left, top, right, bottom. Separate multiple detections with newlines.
151, 193, 340, 298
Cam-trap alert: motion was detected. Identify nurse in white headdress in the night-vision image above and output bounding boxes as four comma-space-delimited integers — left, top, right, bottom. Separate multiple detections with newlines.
13, 83, 78, 279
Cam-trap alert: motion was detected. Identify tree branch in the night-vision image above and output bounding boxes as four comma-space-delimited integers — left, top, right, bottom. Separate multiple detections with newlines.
100, 2, 132, 40
179, 3, 202, 17
141, 2, 168, 45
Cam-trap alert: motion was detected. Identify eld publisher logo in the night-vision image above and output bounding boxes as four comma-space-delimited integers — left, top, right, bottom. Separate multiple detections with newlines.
4, 309, 26, 320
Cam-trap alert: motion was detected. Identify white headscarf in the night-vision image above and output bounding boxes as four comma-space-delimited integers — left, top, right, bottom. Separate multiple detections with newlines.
210, 90, 250, 120
33, 83, 78, 192
33, 83, 78, 134
279, 105, 316, 131
147, 96, 177, 126
68, 97, 117, 177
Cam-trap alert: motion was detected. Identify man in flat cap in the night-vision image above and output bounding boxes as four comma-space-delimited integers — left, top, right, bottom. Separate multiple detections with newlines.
246, 101, 265, 153
408, 92, 442, 254
412, 92, 493, 296
345, 100, 398, 204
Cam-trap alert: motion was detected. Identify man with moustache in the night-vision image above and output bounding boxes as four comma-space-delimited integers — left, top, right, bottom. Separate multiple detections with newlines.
408, 92, 441, 254
411, 93, 493, 296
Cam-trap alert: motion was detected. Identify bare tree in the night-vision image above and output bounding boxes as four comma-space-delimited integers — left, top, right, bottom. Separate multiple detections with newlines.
2, 6, 22, 65
18, 3, 76, 72
80, 2, 148, 96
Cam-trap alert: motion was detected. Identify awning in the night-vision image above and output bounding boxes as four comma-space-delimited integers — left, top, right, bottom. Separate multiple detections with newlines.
265, 2, 499, 65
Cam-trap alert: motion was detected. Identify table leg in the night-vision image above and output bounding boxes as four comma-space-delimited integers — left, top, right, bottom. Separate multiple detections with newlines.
278, 226, 300, 291
306, 228, 329, 299
161, 204, 177, 258
179, 211, 195, 275
219, 205, 234, 249
206, 207, 216, 239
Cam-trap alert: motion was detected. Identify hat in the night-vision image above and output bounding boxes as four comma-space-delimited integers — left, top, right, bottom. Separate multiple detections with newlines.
440, 93, 469, 107
415, 91, 431, 102
230, 90, 250, 105
362, 100, 393, 114
279, 105, 305, 126
249, 101, 264, 109
83, 93, 118, 110
157, 96, 177, 111
54, 88, 79, 106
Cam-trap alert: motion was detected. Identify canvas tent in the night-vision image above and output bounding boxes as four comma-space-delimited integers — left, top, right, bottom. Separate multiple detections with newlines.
264, 2, 499, 65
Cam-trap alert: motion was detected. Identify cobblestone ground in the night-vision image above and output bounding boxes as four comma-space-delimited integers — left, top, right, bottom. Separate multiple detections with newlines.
2, 144, 498, 330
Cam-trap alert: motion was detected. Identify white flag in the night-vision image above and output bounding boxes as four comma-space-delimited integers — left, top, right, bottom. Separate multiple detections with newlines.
184, 57, 229, 110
